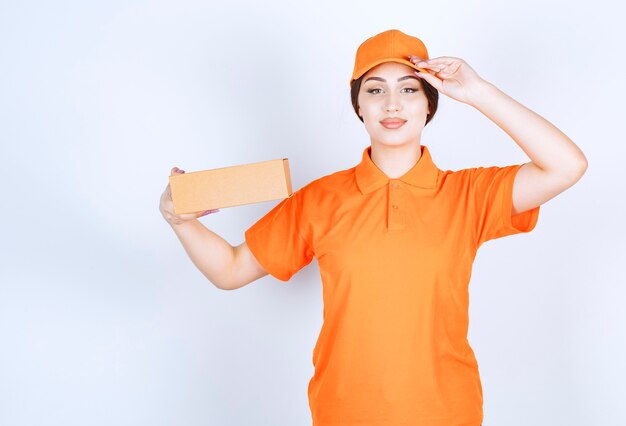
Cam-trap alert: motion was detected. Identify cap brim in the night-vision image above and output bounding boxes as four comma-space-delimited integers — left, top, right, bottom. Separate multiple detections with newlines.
351, 58, 428, 85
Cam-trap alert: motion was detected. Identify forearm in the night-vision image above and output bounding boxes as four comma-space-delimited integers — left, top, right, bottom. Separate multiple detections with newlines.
169, 219, 235, 289
468, 81, 588, 176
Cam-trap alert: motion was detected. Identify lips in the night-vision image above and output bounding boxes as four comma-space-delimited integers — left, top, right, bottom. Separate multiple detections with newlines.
380, 118, 407, 129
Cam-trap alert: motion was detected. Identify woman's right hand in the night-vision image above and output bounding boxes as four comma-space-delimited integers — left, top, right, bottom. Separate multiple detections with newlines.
160, 166, 220, 226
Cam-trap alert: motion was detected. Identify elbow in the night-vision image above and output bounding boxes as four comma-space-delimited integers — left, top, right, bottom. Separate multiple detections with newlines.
575, 151, 589, 176
213, 280, 230, 291
579, 157, 588, 175
213, 269, 249, 291
568, 149, 588, 174
212, 276, 237, 291
571, 157, 588, 182
205, 272, 236, 291
552, 156, 588, 183
217, 286, 236, 291
210, 250, 239, 291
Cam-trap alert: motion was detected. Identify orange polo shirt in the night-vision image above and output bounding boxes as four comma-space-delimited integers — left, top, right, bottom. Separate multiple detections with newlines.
244, 144, 540, 426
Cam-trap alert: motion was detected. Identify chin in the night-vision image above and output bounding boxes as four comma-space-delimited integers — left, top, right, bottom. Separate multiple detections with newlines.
374, 139, 413, 148
375, 132, 421, 146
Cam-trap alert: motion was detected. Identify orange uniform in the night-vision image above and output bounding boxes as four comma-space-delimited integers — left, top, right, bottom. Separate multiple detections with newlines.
245, 144, 540, 425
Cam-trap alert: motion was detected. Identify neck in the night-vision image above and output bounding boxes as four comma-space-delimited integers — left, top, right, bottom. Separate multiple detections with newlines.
369, 142, 423, 179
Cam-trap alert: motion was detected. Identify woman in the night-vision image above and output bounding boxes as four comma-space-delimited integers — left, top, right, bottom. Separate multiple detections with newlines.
159, 29, 587, 426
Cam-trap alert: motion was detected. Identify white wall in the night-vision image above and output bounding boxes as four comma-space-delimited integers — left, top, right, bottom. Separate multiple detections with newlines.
1, 0, 624, 425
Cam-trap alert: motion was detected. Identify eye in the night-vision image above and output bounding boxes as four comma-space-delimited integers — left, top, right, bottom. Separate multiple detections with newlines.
366, 87, 419, 95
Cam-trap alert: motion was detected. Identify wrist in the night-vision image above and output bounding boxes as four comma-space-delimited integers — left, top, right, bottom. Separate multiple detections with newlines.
467, 80, 497, 108
165, 214, 198, 229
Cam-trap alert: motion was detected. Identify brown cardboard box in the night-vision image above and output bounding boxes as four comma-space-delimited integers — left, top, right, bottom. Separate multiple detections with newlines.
169, 158, 292, 214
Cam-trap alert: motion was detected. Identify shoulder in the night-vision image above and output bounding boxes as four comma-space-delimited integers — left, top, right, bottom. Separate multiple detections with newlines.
435, 166, 474, 189
298, 166, 355, 196
438, 165, 523, 200
439, 165, 515, 182
288, 167, 356, 220
433, 166, 507, 196
455, 165, 521, 183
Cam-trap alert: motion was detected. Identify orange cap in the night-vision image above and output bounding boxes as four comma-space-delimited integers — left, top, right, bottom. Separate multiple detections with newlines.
350, 29, 430, 86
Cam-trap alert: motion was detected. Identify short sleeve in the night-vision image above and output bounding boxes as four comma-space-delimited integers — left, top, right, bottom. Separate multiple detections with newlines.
244, 189, 314, 282
468, 164, 540, 248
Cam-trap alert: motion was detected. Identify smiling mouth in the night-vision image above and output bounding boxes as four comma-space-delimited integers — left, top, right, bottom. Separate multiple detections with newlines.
380, 120, 406, 129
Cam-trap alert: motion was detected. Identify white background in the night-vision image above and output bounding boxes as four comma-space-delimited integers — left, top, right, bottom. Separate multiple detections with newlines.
1, 0, 624, 425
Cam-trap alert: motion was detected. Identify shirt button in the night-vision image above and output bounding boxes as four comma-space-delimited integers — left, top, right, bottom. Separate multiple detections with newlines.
393, 183, 400, 188
392, 204, 398, 209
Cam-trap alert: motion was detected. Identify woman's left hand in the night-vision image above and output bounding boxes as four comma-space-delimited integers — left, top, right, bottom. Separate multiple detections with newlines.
408, 55, 488, 105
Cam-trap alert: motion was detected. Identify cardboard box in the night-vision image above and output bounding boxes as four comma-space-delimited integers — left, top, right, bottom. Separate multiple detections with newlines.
169, 158, 292, 214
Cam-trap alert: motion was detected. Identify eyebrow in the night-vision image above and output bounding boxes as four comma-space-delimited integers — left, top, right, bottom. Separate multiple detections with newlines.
364, 75, 420, 84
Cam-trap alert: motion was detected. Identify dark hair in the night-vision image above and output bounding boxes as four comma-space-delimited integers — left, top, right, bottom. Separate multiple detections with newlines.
350, 71, 439, 126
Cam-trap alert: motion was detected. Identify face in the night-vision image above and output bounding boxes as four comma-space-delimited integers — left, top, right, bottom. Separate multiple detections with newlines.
357, 61, 430, 148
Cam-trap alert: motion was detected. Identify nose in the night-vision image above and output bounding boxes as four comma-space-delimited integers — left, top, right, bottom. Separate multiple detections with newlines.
385, 104, 399, 113
385, 92, 400, 113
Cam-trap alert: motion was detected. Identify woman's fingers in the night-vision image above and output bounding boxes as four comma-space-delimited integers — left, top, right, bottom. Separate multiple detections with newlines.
196, 209, 220, 218
409, 57, 444, 73
422, 56, 457, 64
166, 167, 184, 197
410, 56, 459, 69
170, 166, 185, 176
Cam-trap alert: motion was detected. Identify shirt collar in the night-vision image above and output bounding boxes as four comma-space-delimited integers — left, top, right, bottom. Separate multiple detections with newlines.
355, 144, 440, 194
